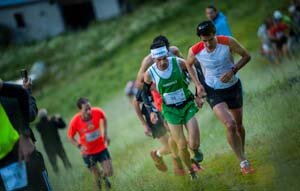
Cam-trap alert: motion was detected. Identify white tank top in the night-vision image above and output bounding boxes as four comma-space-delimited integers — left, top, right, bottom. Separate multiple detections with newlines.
191, 36, 238, 89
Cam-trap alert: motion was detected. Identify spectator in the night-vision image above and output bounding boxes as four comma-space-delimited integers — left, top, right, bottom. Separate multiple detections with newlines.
205, 5, 232, 36
257, 18, 276, 63
268, 11, 290, 60
36, 109, 72, 173
0, 78, 52, 191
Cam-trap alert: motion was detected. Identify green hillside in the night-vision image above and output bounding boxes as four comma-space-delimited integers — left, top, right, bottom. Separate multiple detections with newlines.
1, 0, 299, 190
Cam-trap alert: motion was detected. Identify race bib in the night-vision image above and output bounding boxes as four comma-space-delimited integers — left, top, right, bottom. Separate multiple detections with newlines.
86, 130, 100, 142
0, 161, 28, 191
163, 88, 186, 105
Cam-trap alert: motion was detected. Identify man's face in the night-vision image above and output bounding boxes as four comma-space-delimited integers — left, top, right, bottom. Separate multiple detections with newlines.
201, 34, 217, 50
154, 56, 168, 69
206, 8, 217, 21
80, 102, 92, 120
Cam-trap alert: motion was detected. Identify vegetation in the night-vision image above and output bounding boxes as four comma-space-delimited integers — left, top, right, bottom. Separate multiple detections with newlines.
1, 0, 299, 190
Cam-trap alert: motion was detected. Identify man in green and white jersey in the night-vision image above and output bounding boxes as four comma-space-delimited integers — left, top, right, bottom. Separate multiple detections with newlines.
142, 40, 204, 179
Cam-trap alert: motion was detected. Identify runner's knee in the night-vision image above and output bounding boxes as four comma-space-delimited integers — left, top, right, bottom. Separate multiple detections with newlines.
177, 138, 188, 150
225, 119, 237, 132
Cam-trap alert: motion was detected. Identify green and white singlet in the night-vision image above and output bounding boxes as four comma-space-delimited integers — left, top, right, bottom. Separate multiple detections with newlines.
148, 57, 198, 125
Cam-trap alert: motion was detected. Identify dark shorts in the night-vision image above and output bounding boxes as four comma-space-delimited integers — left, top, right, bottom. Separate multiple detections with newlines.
82, 149, 111, 169
0, 143, 52, 191
204, 80, 243, 109
273, 36, 288, 49
145, 112, 167, 139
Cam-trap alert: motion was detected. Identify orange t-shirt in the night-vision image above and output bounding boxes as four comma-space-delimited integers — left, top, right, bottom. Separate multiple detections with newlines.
68, 107, 106, 155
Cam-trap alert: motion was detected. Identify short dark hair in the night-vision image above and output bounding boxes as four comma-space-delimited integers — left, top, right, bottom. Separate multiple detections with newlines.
196, 20, 216, 37
206, 5, 217, 12
152, 35, 170, 49
77, 97, 89, 109
150, 40, 166, 50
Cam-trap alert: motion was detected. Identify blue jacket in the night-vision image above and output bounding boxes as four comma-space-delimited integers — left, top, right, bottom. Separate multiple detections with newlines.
213, 12, 232, 36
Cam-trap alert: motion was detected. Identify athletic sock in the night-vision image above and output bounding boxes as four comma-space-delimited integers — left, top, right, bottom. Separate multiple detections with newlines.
156, 150, 162, 157
240, 160, 249, 168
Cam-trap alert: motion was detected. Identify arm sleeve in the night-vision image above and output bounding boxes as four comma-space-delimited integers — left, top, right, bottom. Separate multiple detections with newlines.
142, 82, 155, 114
0, 83, 30, 132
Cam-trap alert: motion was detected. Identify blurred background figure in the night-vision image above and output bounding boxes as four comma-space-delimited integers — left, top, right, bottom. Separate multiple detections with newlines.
268, 10, 290, 62
36, 109, 72, 173
205, 5, 232, 36
257, 18, 276, 63
125, 80, 138, 105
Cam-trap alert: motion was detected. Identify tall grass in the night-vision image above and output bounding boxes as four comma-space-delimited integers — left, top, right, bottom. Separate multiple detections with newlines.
1, 0, 299, 190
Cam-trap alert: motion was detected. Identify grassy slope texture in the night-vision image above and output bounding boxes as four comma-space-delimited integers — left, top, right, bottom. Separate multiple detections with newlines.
1, 0, 299, 191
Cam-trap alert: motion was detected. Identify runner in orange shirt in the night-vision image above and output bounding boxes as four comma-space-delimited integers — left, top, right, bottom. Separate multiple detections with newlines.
68, 97, 112, 190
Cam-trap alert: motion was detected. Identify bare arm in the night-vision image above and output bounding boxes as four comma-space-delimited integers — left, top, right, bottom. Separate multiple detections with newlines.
229, 37, 251, 73
70, 137, 80, 148
136, 55, 153, 89
102, 117, 110, 145
220, 37, 251, 83
133, 97, 152, 136
170, 46, 183, 58
185, 48, 205, 97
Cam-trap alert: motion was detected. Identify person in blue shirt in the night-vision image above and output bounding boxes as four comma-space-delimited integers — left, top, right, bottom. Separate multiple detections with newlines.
205, 5, 232, 36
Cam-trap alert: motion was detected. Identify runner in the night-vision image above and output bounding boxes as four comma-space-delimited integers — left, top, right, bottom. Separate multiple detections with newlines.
185, 20, 255, 174
68, 97, 113, 189
133, 85, 185, 176
136, 35, 183, 89
136, 35, 203, 166
142, 40, 203, 179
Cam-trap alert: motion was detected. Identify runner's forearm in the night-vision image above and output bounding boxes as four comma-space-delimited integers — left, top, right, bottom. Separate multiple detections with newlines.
232, 54, 251, 73
142, 83, 155, 114
133, 100, 147, 126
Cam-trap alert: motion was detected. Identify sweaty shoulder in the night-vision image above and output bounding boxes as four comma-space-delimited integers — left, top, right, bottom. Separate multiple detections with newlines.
216, 35, 230, 45
191, 42, 205, 55
142, 54, 154, 69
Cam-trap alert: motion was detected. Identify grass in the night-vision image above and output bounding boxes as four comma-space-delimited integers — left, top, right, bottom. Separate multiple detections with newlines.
1, 0, 300, 190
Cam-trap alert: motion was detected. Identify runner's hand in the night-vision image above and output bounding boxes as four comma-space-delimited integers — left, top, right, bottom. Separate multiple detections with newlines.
150, 112, 158, 124
196, 84, 204, 98
195, 96, 204, 108
220, 70, 234, 83
143, 124, 152, 137
18, 135, 35, 162
22, 78, 32, 90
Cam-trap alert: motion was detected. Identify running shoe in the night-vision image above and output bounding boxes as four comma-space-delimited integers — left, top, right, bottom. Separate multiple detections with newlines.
97, 179, 102, 190
241, 165, 255, 174
104, 177, 111, 189
191, 160, 204, 173
189, 169, 198, 180
150, 150, 167, 172
240, 160, 255, 175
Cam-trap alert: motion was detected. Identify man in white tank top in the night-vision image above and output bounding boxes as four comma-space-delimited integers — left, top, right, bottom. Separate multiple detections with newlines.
185, 21, 255, 175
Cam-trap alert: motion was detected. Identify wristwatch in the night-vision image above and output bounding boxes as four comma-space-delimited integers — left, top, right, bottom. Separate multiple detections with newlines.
231, 66, 238, 75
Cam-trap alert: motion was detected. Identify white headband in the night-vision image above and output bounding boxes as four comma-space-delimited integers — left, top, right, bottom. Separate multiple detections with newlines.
151, 46, 168, 58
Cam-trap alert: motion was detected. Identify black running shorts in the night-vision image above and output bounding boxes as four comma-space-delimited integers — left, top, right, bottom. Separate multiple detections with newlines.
204, 80, 243, 109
